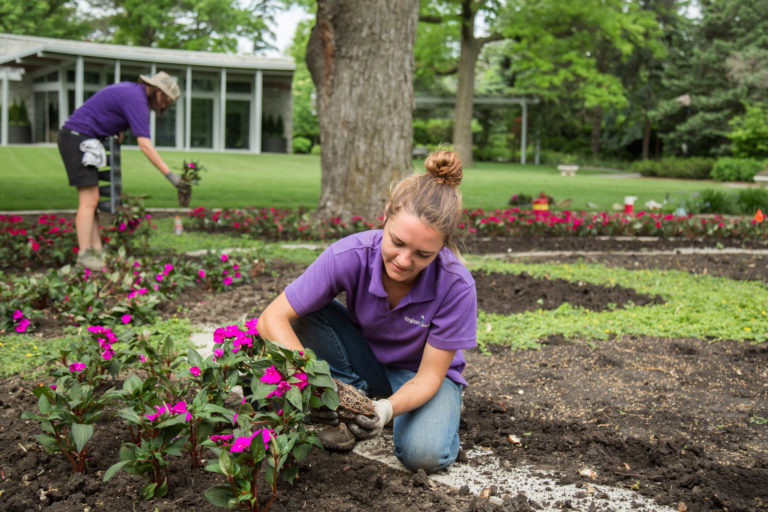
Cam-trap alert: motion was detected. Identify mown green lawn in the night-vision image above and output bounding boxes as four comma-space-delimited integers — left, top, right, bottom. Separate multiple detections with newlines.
0, 145, 736, 212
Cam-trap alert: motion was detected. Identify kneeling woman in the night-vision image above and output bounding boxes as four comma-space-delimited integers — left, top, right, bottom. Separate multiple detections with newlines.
257, 150, 477, 474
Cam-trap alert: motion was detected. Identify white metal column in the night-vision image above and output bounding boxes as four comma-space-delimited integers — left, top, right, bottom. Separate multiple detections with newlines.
114, 61, 121, 84
149, 63, 157, 144
75, 56, 84, 109
0, 72, 8, 146
218, 69, 226, 151
254, 70, 262, 154
520, 100, 528, 165
185, 67, 192, 150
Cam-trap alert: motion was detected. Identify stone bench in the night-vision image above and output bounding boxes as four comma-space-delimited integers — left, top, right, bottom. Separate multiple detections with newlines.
557, 164, 578, 177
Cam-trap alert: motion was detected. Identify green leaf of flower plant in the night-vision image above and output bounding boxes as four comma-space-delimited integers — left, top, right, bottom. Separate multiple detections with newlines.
141, 482, 158, 500
123, 374, 143, 394
103, 460, 131, 481
205, 484, 236, 508
219, 449, 235, 478
320, 387, 339, 411
72, 423, 94, 454
187, 348, 203, 367
285, 386, 303, 411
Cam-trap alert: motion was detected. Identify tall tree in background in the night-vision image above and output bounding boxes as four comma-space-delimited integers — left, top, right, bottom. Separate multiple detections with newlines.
306, 0, 420, 222
0, 0, 90, 39
501, 0, 662, 159
89, 0, 276, 52
652, 0, 768, 156
419, 0, 505, 167
288, 18, 319, 146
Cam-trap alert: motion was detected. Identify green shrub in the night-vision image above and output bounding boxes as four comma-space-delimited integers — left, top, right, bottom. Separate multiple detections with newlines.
474, 134, 514, 162
711, 157, 764, 182
684, 189, 736, 214
413, 118, 453, 146
310, 144, 321, 155
727, 102, 768, 158
292, 136, 312, 154
735, 188, 768, 214
629, 157, 714, 179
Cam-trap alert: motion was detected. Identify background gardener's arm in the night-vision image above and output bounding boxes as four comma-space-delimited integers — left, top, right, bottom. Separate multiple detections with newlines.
137, 136, 182, 185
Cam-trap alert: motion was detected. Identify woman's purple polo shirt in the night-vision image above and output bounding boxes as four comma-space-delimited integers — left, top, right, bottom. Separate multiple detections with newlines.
285, 230, 477, 387
63, 82, 150, 139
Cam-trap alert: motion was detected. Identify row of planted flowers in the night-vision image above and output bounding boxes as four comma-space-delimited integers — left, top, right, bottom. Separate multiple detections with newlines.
4, 203, 766, 272
1, 246, 251, 335
187, 206, 768, 240
24, 318, 337, 511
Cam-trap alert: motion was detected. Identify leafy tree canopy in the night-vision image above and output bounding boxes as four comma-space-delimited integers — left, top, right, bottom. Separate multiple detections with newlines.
0, 0, 90, 39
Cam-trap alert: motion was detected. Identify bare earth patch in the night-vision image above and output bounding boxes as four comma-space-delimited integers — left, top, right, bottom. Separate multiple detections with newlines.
1, 237, 767, 511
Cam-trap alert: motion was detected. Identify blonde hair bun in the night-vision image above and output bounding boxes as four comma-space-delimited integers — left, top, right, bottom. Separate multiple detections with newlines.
424, 151, 463, 188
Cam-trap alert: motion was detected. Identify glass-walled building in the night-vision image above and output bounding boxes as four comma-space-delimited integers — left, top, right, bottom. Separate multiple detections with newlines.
0, 33, 294, 152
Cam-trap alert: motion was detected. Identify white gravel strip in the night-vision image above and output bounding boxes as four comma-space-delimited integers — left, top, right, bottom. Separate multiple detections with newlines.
354, 435, 675, 511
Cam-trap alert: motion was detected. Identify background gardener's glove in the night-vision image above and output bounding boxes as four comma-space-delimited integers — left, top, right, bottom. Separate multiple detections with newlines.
165, 171, 183, 187
348, 399, 393, 440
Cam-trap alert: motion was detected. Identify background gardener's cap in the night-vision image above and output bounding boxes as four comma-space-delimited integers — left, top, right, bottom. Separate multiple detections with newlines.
140, 71, 180, 101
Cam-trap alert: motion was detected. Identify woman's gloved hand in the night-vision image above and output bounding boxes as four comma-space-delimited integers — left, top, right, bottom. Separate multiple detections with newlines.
348, 399, 393, 440
165, 171, 183, 187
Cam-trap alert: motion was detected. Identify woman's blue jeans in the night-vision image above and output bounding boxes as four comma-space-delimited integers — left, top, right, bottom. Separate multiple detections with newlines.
292, 300, 463, 474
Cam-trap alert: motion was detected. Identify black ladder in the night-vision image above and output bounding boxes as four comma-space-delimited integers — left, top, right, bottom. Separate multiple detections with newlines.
97, 137, 122, 213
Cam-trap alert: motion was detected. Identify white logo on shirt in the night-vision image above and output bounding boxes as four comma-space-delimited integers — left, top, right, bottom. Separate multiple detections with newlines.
403, 315, 428, 328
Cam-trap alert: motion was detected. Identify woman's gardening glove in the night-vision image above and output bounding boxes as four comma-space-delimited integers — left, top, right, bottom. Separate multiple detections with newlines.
165, 171, 183, 187
310, 405, 340, 426
348, 399, 393, 440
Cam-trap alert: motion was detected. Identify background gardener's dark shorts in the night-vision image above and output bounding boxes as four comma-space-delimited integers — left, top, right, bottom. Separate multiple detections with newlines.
58, 128, 98, 187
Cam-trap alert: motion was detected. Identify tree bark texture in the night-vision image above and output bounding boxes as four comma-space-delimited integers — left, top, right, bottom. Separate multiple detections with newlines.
306, 0, 420, 222
452, 0, 481, 168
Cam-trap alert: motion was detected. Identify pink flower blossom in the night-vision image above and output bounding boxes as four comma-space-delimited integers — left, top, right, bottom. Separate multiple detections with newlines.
213, 348, 224, 358
140, 354, 147, 362
198, 269, 205, 279
49, 384, 57, 390
69, 362, 86, 373
118, 222, 127, 231
267, 380, 292, 398
292, 372, 308, 390
261, 366, 282, 385
223, 276, 233, 286
13, 310, 23, 320
189, 366, 201, 377
156, 273, 164, 282
244, 318, 258, 335
121, 314, 131, 324
164, 264, 173, 274
221, 254, 228, 262
210, 434, 233, 444
15, 318, 30, 333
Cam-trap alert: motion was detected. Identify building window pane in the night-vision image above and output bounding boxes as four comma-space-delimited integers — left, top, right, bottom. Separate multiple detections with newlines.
192, 77, 214, 92
191, 98, 214, 148
227, 80, 251, 93
225, 100, 250, 149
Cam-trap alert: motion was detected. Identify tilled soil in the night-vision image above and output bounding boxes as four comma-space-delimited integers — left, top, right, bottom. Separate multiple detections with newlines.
1, 237, 767, 511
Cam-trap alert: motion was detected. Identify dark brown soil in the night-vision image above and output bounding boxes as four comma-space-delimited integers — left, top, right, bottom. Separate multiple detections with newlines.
2, 237, 767, 512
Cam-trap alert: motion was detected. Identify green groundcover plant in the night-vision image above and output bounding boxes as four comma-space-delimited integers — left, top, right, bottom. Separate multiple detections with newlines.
23, 318, 337, 511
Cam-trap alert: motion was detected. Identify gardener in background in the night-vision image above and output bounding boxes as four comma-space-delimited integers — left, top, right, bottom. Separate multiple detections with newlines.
57, 71, 186, 270
258, 150, 477, 474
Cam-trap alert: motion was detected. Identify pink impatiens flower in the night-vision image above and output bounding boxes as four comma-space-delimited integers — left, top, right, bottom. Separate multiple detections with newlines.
261, 366, 282, 385
15, 318, 29, 333
12, 310, 23, 320
292, 372, 308, 390
189, 366, 201, 377
198, 269, 205, 279
221, 253, 228, 262
69, 362, 86, 373
121, 314, 131, 324
267, 380, 292, 398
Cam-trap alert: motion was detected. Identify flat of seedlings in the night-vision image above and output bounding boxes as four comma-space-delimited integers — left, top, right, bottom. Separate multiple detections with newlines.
1, 237, 766, 511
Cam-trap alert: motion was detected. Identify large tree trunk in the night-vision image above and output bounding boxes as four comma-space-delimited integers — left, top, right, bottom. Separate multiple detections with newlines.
590, 105, 603, 159
642, 113, 651, 161
306, 0, 420, 223
453, 35, 481, 168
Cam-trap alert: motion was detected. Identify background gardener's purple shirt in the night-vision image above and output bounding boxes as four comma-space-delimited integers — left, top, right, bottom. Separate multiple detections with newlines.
63, 82, 150, 139
285, 230, 477, 387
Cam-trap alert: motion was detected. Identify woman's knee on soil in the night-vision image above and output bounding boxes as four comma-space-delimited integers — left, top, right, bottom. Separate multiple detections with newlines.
394, 437, 456, 474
